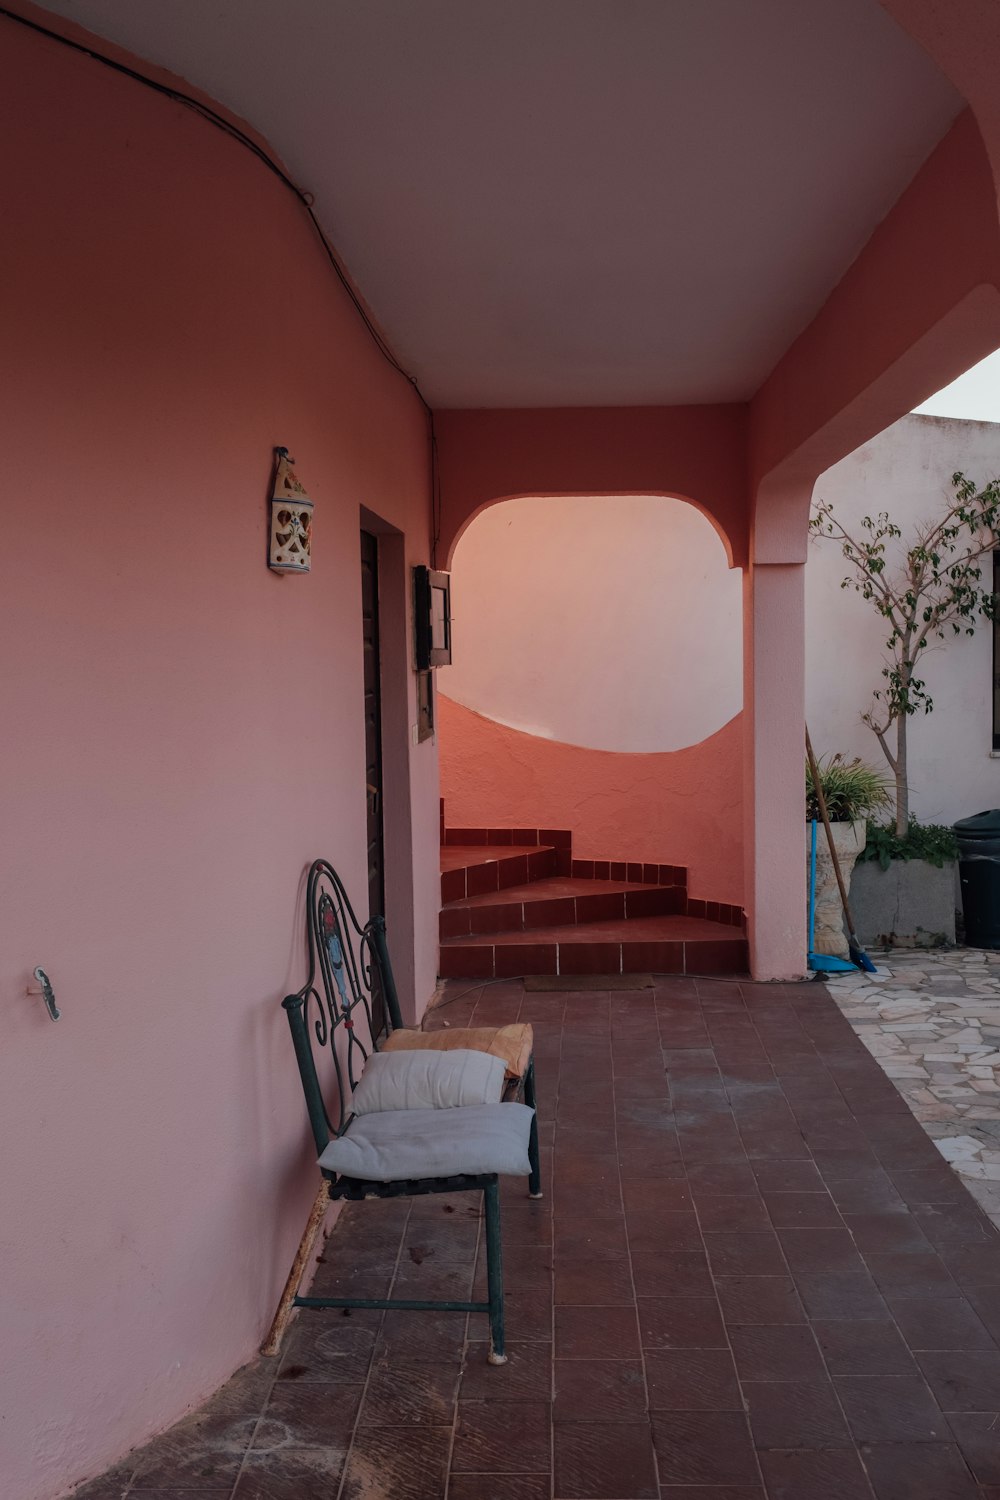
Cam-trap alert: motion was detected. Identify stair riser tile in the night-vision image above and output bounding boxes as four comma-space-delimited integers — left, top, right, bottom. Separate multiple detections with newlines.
559, 943, 623, 975
569, 859, 689, 887
444, 826, 573, 849
495, 945, 558, 978
685, 939, 749, 975
625, 888, 686, 919
575, 892, 627, 923
466, 862, 501, 898
523, 897, 577, 931
467, 902, 524, 936
454, 888, 692, 938
438, 937, 746, 981
496, 854, 531, 889
525, 849, 557, 884
623, 941, 685, 972
440, 906, 472, 940
441, 869, 467, 904
439, 945, 495, 979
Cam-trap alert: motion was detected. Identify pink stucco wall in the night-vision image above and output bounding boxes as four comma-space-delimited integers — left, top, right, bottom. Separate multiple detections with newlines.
439, 697, 744, 905
0, 21, 437, 1500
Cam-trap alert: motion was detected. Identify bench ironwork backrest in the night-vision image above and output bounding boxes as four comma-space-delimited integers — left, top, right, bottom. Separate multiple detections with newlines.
283, 858, 404, 1157
280, 856, 539, 1366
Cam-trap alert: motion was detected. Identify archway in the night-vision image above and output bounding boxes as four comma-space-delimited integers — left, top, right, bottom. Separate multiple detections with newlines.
438, 491, 745, 908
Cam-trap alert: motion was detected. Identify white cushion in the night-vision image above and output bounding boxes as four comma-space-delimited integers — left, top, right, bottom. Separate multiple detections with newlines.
318, 1103, 534, 1181
351, 1048, 505, 1116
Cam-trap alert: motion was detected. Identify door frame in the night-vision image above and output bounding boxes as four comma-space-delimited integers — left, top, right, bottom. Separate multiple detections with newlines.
359, 506, 418, 1021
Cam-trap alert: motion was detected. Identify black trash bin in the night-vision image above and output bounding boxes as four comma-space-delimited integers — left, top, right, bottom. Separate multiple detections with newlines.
954, 810, 1000, 949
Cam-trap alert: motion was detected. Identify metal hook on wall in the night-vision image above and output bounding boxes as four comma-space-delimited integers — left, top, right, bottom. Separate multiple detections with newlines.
32, 967, 60, 1021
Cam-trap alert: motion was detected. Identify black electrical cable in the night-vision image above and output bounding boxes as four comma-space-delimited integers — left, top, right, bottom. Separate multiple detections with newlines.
0, 3, 445, 555
0, 6, 426, 402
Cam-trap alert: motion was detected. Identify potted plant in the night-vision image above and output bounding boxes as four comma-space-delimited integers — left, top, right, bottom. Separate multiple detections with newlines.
806, 753, 891, 958
809, 471, 996, 947
851, 818, 960, 948
810, 472, 1000, 835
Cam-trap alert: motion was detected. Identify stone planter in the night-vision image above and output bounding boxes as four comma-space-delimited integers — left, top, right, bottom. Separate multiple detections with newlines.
848, 858, 958, 948
809, 818, 867, 959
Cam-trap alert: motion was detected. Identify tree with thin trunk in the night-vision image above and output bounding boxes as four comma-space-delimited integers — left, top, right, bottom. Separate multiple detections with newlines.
810, 472, 1000, 836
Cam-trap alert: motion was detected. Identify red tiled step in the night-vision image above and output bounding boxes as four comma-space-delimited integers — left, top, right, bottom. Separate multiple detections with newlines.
439, 914, 748, 980
443, 825, 572, 850
440, 844, 557, 903
570, 857, 686, 887
440, 875, 686, 940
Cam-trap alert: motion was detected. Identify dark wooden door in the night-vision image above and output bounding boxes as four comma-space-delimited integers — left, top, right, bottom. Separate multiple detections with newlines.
360, 530, 386, 1036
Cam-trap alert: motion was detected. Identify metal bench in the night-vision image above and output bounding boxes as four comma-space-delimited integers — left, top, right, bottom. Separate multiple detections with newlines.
281, 858, 542, 1363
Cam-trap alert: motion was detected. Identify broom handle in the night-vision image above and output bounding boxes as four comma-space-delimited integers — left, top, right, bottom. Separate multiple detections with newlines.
808, 819, 818, 952
805, 727, 861, 937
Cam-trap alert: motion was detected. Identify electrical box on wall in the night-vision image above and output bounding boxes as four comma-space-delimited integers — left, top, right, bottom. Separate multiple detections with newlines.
416, 670, 434, 742
413, 566, 452, 669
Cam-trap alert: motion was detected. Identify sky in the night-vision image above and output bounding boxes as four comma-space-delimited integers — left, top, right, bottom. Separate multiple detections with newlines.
912, 348, 1000, 421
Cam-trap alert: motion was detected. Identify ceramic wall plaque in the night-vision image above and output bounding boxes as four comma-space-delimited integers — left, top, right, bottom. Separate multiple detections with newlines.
269, 447, 313, 573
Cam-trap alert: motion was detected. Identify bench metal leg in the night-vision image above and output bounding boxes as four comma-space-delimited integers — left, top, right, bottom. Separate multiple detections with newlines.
524, 1057, 543, 1199
483, 1178, 507, 1364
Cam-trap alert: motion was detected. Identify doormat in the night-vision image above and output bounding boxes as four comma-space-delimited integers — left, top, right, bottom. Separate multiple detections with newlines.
523, 973, 655, 991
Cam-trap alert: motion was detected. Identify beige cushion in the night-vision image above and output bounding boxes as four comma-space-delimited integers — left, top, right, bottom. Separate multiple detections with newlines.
351, 1048, 505, 1115
382, 1022, 533, 1081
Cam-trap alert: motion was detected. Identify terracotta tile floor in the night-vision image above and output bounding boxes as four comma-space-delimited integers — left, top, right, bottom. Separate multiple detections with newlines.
72, 976, 1000, 1500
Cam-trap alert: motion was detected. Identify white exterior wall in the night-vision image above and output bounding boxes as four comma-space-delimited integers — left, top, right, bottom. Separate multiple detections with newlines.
807, 413, 1000, 827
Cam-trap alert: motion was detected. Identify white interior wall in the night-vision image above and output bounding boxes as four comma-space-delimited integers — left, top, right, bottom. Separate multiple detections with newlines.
440, 494, 742, 753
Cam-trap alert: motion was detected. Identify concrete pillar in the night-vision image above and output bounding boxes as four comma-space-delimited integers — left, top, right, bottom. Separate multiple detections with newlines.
743, 560, 808, 980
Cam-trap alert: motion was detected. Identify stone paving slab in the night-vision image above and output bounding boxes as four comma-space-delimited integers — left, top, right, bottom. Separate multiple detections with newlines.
825, 949, 1000, 1228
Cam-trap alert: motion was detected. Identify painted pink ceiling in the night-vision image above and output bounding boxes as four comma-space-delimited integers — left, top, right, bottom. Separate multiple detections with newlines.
37, 0, 961, 406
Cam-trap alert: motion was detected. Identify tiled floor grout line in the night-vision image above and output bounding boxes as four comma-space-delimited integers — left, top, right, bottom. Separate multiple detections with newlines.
449, 984, 508, 1496
741, 987, 879, 1499
824, 1005, 987, 1396
443, 981, 558, 1495
611, 997, 661, 1500
667, 983, 768, 1498
223, 1309, 285, 1499
110, 1466, 136, 1498
548, 997, 566, 1500
441, 1193, 481, 1499
750, 980, 994, 1493
332, 1197, 412, 1500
